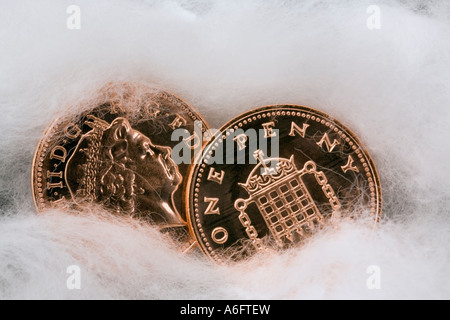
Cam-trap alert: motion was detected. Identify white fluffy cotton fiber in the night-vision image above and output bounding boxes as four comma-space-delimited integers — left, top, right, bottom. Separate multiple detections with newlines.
0, 0, 449, 299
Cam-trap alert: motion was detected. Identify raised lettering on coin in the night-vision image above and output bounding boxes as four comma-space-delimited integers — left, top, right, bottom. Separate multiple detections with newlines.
316, 132, 340, 153
207, 168, 225, 185
234, 133, 248, 151
211, 227, 228, 244
288, 121, 309, 138
204, 197, 220, 215
341, 155, 359, 174
262, 121, 277, 138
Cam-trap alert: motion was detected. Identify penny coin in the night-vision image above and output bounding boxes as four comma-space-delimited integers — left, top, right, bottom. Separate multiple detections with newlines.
186, 105, 382, 262
31, 82, 209, 230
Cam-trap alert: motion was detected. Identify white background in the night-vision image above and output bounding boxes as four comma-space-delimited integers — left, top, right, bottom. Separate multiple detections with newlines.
0, 0, 449, 299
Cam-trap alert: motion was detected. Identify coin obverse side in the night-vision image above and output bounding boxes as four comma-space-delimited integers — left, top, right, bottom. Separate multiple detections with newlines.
186, 105, 382, 262
32, 83, 209, 229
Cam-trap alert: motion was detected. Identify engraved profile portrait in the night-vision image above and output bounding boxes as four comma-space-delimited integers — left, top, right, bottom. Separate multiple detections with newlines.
65, 115, 184, 227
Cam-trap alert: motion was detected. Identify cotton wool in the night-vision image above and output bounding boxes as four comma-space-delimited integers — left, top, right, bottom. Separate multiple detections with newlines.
0, 0, 449, 299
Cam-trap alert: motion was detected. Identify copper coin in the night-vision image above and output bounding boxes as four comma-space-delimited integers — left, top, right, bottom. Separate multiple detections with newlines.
32, 82, 209, 229
186, 105, 382, 262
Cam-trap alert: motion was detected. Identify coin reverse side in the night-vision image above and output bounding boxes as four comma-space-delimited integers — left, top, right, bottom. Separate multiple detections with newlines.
186, 105, 382, 262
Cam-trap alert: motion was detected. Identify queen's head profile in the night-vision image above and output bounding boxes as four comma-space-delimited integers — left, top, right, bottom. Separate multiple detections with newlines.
65, 115, 184, 227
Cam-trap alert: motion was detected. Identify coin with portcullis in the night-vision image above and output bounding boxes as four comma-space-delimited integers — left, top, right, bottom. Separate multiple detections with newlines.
186, 105, 382, 262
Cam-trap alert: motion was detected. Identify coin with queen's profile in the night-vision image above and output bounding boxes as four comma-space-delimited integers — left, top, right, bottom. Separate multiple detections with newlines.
186, 105, 382, 262
31, 82, 209, 233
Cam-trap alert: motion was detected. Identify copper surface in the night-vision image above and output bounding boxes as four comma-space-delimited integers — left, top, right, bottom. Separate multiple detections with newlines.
32, 82, 209, 232
185, 105, 382, 262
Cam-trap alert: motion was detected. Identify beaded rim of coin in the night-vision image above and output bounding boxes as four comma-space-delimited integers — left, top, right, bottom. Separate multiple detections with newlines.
31, 82, 210, 231
185, 104, 382, 262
